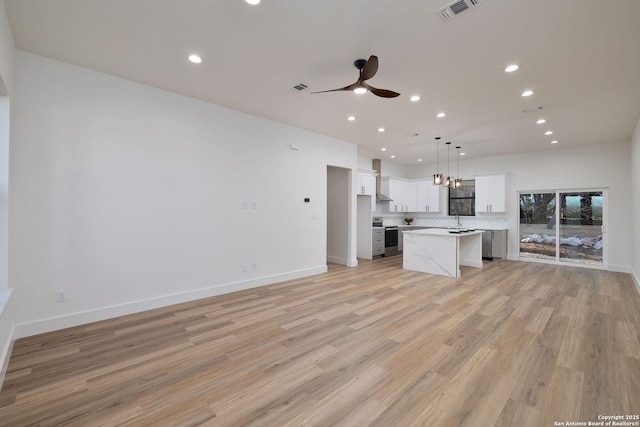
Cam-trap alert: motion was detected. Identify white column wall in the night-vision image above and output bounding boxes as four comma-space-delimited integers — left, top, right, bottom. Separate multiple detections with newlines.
11, 51, 358, 337
0, 0, 15, 386
631, 117, 640, 292
0, 0, 13, 96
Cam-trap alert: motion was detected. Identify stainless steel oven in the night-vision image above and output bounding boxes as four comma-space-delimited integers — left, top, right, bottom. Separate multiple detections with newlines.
384, 226, 399, 256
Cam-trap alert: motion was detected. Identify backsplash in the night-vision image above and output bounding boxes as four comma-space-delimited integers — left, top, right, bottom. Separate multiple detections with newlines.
379, 213, 508, 230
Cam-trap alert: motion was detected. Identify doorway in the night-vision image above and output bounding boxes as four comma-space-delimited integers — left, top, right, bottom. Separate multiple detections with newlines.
519, 190, 606, 267
326, 166, 351, 265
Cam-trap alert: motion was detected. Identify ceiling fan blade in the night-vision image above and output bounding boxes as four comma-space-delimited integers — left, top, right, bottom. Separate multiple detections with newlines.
364, 82, 400, 98
361, 55, 378, 81
311, 82, 358, 94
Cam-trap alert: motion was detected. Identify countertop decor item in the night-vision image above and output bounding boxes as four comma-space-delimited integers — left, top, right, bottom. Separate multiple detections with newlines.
404, 217, 414, 225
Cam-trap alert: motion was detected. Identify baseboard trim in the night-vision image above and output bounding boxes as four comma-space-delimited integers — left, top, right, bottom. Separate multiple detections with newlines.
14, 265, 328, 339
0, 325, 15, 388
327, 256, 348, 266
608, 264, 630, 273
632, 268, 640, 295
0, 289, 16, 388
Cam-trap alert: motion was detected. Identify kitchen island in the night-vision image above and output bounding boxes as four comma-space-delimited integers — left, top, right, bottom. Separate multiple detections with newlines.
402, 229, 484, 278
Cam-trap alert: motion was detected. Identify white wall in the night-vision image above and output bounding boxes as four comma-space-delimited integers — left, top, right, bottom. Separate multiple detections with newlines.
377, 141, 632, 270
10, 51, 358, 337
631, 117, 640, 292
0, 1, 13, 96
0, 0, 14, 386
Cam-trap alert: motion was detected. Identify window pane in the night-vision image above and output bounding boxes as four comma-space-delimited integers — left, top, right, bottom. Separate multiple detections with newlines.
558, 192, 603, 265
519, 193, 556, 260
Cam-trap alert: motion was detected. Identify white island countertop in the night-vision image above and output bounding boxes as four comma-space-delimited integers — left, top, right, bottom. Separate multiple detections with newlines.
404, 228, 485, 237
402, 229, 484, 278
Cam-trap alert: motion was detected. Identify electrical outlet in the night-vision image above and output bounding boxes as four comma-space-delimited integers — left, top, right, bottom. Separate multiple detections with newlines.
242, 264, 248, 272
56, 290, 67, 302
252, 262, 257, 270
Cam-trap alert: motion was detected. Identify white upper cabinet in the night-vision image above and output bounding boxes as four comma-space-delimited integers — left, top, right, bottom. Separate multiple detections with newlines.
382, 177, 441, 213
475, 174, 506, 213
415, 180, 441, 213
382, 177, 406, 212
404, 181, 417, 212
357, 171, 375, 196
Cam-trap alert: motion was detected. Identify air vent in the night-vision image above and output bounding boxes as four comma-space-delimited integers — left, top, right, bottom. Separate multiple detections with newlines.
523, 106, 544, 113
292, 83, 308, 92
437, 0, 480, 20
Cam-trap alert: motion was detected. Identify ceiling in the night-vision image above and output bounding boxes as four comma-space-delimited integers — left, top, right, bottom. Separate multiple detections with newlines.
5, 0, 640, 165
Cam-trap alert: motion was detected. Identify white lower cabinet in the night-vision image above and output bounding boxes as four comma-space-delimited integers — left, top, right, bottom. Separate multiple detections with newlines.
372, 228, 385, 256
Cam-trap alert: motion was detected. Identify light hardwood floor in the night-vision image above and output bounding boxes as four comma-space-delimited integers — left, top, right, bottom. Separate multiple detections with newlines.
1, 258, 639, 426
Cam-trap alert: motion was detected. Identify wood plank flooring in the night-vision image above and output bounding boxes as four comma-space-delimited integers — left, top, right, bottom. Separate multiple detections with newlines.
1, 258, 639, 426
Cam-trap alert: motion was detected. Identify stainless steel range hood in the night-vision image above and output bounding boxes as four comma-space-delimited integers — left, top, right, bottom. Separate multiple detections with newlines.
372, 159, 392, 202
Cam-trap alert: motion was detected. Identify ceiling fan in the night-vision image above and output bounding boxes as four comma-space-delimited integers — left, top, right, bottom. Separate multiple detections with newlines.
312, 55, 400, 98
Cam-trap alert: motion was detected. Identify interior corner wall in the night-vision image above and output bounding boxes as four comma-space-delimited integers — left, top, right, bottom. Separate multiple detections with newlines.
10, 51, 358, 337
631, 116, 640, 293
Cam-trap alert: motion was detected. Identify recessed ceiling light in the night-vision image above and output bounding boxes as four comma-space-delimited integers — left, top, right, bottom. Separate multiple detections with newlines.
381, 148, 387, 151
417, 159, 423, 162
245, 0, 261, 5
504, 64, 520, 73
522, 90, 534, 97
550, 140, 559, 144
347, 116, 356, 121
378, 127, 385, 133
188, 54, 202, 64
536, 119, 546, 124
354, 87, 367, 95
436, 112, 446, 118
460, 152, 466, 156
390, 155, 396, 158
545, 130, 553, 135
410, 95, 421, 102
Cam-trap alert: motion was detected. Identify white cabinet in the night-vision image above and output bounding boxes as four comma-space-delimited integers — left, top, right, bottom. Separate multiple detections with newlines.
404, 181, 417, 212
382, 177, 441, 213
357, 170, 376, 212
372, 228, 385, 256
357, 172, 374, 196
415, 180, 441, 213
382, 177, 407, 212
475, 174, 506, 213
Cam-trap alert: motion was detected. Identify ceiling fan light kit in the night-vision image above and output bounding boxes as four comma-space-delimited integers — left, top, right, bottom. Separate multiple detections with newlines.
311, 55, 400, 98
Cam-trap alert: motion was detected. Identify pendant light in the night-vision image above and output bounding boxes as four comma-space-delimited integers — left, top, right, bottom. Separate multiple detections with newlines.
445, 142, 453, 187
432, 137, 443, 186
454, 146, 464, 188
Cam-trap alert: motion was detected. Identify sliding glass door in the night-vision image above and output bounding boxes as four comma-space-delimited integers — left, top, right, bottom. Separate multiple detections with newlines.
519, 190, 605, 266
557, 192, 603, 265
519, 193, 556, 261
